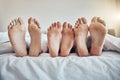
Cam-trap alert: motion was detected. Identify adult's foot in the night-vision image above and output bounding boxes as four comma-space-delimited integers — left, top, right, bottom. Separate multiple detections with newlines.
60, 22, 74, 57
8, 17, 27, 57
74, 17, 89, 57
28, 17, 41, 56
47, 22, 62, 57
89, 17, 107, 56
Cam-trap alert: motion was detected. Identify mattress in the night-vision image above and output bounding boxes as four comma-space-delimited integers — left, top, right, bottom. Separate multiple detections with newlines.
0, 51, 120, 80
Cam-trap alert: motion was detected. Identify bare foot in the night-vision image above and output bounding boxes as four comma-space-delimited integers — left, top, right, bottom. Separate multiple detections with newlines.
74, 18, 89, 57
89, 17, 107, 56
28, 17, 41, 57
60, 22, 74, 57
8, 17, 27, 57
47, 22, 62, 57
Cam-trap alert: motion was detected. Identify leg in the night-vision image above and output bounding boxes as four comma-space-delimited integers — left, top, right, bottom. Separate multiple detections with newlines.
8, 17, 27, 57
28, 17, 41, 56
74, 17, 89, 57
47, 22, 62, 57
60, 22, 74, 57
89, 17, 107, 56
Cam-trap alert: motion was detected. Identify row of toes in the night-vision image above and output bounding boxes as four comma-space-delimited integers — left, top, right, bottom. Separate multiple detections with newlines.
75, 17, 87, 27
48, 22, 73, 31
8, 17, 41, 30
28, 17, 40, 28
91, 16, 106, 26
48, 17, 105, 31
8, 17, 23, 29
8, 16, 105, 31
63, 22, 72, 29
48, 22, 61, 31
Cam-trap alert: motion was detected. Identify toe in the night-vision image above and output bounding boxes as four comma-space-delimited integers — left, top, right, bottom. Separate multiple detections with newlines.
18, 17, 24, 25
53, 22, 57, 28
48, 28, 50, 31
57, 21, 61, 29
8, 25, 12, 30
14, 19, 18, 25
75, 18, 81, 28
81, 17, 87, 24
75, 22, 78, 28
68, 23, 72, 29
34, 18, 40, 28
10, 22, 12, 27
11, 20, 14, 26
52, 23, 54, 27
47, 26, 51, 31
49, 26, 52, 30
78, 18, 81, 24
51, 23, 55, 29
63, 22, 67, 29
12, 20, 15, 26
97, 17, 106, 26
91, 16, 97, 23
28, 17, 33, 24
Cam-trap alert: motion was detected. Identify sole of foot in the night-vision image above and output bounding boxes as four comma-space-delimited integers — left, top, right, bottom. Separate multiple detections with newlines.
74, 17, 89, 57
89, 17, 107, 56
28, 17, 41, 57
8, 17, 27, 57
47, 22, 62, 57
60, 22, 74, 57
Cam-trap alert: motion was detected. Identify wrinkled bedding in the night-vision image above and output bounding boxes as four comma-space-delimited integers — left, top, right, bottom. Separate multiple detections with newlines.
0, 32, 120, 80
0, 52, 120, 80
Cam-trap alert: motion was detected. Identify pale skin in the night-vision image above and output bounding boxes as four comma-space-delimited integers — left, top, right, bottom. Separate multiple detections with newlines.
74, 17, 89, 57
47, 22, 62, 57
89, 17, 107, 56
60, 22, 74, 57
8, 17, 41, 57
8, 17, 27, 57
74, 17, 107, 56
28, 17, 42, 56
47, 22, 74, 57
8, 17, 106, 57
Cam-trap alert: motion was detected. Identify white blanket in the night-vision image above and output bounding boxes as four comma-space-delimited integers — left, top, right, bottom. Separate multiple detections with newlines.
0, 32, 120, 80
0, 32, 120, 54
0, 51, 120, 80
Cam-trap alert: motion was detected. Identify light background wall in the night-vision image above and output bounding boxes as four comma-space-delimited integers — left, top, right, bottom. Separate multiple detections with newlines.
0, 0, 120, 37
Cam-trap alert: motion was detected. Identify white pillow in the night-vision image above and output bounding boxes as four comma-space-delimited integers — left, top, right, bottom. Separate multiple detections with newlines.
103, 34, 120, 53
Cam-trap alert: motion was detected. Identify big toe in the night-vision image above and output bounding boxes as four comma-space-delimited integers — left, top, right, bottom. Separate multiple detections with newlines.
97, 17, 106, 26
18, 17, 24, 25
28, 17, 34, 24
81, 17, 87, 24
91, 16, 97, 23
34, 18, 40, 28
28, 17, 40, 28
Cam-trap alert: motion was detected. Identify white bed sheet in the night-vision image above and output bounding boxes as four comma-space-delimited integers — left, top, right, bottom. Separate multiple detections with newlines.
1, 32, 120, 54
0, 51, 120, 80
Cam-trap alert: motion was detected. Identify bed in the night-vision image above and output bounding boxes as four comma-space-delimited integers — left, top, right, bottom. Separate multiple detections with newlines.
0, 32, 120, 80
